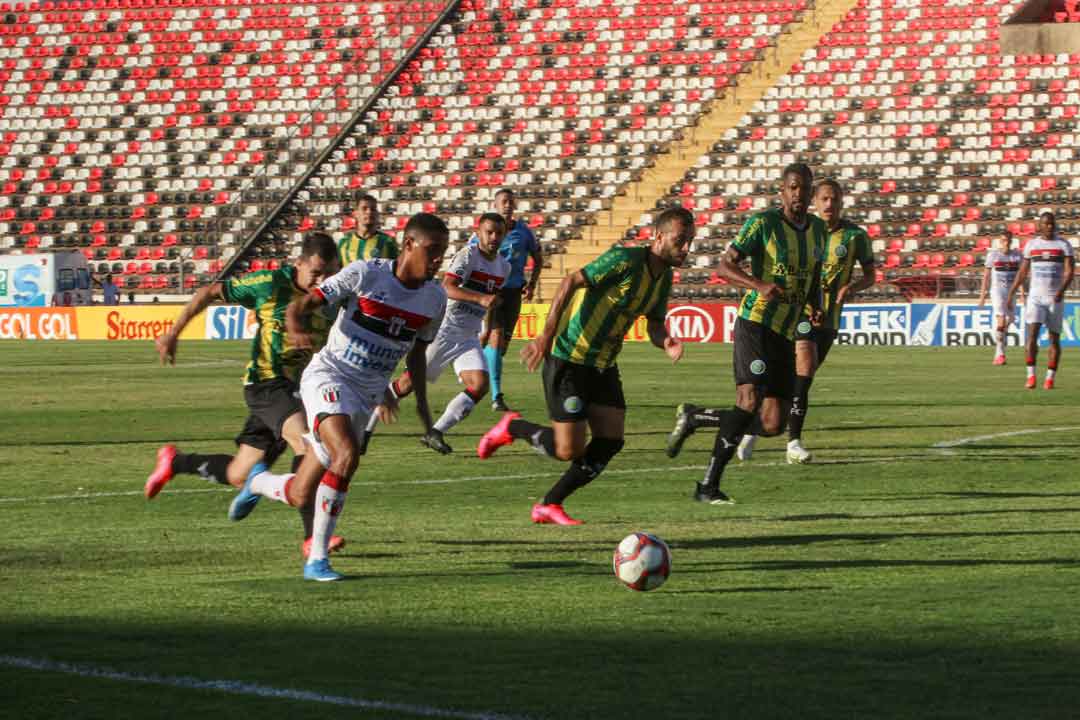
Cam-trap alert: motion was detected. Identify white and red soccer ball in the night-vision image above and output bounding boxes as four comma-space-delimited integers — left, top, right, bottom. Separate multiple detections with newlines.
612, 532, 671, 591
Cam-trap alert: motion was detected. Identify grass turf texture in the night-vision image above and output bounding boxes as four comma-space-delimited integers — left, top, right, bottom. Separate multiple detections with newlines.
1, 339, 1078, 720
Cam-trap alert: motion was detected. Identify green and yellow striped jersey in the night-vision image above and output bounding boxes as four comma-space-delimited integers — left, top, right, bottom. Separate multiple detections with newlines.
222, 266, 332, 385
731, 209, 827, 339
551, 246, 672, 369
816, 219, 874, 331
337, 229, 398, 265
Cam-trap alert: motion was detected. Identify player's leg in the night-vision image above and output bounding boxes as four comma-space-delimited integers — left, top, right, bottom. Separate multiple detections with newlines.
1044, 302, 1063, 389
786, 333, 819, 464
1024, 322, 1042, 389
489, 287, 522, 411
993, 310, 1008, 364
361, 372, 413, 452
694, 382, 758, 505
478, 355, 579, 460
304, 413, 361, 581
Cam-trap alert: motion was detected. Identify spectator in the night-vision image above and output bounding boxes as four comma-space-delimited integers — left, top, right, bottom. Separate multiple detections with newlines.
101, 274, 120, 305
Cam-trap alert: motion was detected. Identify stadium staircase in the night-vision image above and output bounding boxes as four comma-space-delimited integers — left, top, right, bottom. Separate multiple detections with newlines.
545, 0, 861, 299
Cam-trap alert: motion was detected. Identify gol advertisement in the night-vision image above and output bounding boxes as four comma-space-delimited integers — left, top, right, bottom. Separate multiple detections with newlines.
0, 307, 79, 340
0, 305, 208, 341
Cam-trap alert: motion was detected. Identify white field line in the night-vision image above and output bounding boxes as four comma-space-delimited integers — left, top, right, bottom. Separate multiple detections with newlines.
0, 655, 531, 720
0, 359, 245, 373
931, 426, 1080, 455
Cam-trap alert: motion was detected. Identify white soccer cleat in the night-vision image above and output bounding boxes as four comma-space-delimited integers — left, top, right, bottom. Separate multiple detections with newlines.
786, 439, 812, 464
736, 434, 757, 462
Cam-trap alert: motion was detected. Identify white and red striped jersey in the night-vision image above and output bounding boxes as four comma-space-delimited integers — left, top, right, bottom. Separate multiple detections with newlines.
307, 259, 446, 397
442, 244, 510, 337
984, 248, 1022, 294
1024, 236, 1074, 298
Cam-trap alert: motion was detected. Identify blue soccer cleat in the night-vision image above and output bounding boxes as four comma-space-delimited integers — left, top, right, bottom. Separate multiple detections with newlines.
228, 462, 265, 521
303, 558, 343, 582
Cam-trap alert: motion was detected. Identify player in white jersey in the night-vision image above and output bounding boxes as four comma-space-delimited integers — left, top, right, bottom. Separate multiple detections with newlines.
365, 213, 511, 454
978, 230, 1023, 365
225, 213, 449, 581
1007, 212, 1075, 390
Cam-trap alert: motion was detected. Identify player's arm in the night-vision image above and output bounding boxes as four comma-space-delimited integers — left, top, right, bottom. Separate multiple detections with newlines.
286, 290, 326, 351
405, 340, 434, 432
838, 259, 876, 307
715, 246, 781, 300
1007, 259, 1029, 302
1056, 255, 1074, 302
442, 274, 496, 308
520, 269, 588, 372
646, 317, 683, 363
977, 266, 991, 306
156, 282, 227, 365
523, 236, 543, 301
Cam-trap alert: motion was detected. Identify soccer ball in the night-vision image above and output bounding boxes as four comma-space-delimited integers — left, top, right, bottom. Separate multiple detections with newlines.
612, 532, 671, 591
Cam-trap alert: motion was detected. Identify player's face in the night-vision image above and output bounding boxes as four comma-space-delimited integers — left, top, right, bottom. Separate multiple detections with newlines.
1039, 214, 1056, 238
354, 201, 377, 231
998, 234, 1013, 251
295, 254, 338, 291
494, 192, 515, 221
814, 184, 842, 225
402, 231, 449, 282
780, 172, 812, 221
476, 219, 505, 255
655, 220, 695, 267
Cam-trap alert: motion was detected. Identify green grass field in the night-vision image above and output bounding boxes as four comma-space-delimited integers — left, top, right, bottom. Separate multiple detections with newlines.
2, 339, 1079, 719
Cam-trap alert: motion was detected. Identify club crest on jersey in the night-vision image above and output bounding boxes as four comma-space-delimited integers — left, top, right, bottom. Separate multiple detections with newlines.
750, 359, 767, 375
797, 321, 812, 335
322, 387, 340, 404
563, 396, 584, 414
834, 244, 848, 258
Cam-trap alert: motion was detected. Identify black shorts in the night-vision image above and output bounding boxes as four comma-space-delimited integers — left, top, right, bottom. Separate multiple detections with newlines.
732, 316, 795, 400
490, 286, 523, 337
235, 378, 303, 453
542, 356, 626, 422
794, 322, 839, 366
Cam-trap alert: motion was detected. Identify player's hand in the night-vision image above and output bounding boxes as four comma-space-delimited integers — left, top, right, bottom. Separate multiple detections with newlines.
663, 336, 684, 363
1055, 290, 1065, 303
755, 281, 782, 302
520, 337, 547, 372
977, 295, 986, 307
289, 330, 314, 351
523, 282, 536, 301
375, 388, 399, 425
810, 309, 825, 327
155, 333, 178, 365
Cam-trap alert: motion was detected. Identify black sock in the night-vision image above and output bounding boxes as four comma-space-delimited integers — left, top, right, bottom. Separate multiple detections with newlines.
171, 453, 232, 485
701, 408, 756, 487
685, 406, 725, 429
508, 418, 557, 458
542, 437, 624, 505
788, 375, 813, 441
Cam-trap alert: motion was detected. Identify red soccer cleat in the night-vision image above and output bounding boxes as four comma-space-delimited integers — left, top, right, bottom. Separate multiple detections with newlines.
531, 503, 583, 526
477, 411, 520, 459
992, 354, 1006, 366
1025, 376, 1036, 389
145, 444, 177, 500
302, 535, 346, 558
1044, 377, 1055, 390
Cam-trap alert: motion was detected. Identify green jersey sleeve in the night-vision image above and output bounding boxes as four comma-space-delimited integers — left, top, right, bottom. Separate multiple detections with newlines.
582, 246, 635, 289
855, 228, 874, 266
730, 213, 767, 258
221, 270, 274, 309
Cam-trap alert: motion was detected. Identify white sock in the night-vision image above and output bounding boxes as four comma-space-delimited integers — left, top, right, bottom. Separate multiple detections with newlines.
310, 477, 347, 562
250, 471, 294, 505
1046, 368, 1056, 381
740, 434, 757, 448
995, 334, 1005, 355
364, 410, 379, 434
433, 391, 477, 434
787, 439, 802, 449
1027, 365, 1036, 379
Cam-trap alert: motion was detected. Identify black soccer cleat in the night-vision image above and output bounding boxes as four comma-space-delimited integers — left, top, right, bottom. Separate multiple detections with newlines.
491, 394, 510, 412
693, 482, 734, 505
421, 429, 453, 455
666, 403, 700, 458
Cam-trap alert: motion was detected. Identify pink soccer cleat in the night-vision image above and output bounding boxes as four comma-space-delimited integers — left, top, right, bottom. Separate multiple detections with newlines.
530, 503, 583, 526
477, 411, 520, 459
992, 354, 1006, 366
1025, 376, 1036, 389
302, 535, 346, 558
1044, 377, 1055, 390
145, 444, 177, 500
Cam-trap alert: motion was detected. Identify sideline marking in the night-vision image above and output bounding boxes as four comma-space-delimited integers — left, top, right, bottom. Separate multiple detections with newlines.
932, 426, 1080, 454
0, 655, 530, 720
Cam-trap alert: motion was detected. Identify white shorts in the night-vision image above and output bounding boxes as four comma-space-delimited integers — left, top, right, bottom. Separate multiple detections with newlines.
990, 289, 1014, 319
1025, 296, 1064, 333
425, 333, 487, 383
299, 364, 374, 468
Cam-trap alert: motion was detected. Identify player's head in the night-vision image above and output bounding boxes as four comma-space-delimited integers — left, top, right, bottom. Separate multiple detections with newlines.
400, 212, 450, 284
780, 163, 814, 222
1039, 211, 1057, 239
104, 274, 113, 283
999, 229, 1014, 250
476, 212, 506, 255
353, 194, 379, 231
813, 178, 843, 226
295, 231, 340, 290
651, 206, 695, 267
494, 189, 516, 222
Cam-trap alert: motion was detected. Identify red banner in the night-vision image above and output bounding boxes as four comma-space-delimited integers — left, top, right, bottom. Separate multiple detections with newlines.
664, 303, 737, 343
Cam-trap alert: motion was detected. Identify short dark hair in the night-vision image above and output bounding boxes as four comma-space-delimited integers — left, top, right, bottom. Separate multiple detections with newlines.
814, 178, 843, 196
478, 212, 506, 228
654, 206, 694, 233
1040, 211, 1056, 222
494, 188, 515, 200
782, 162, 814, 184
356, 194, 378, 210
404, 212, 449, 243
300, 231, 338, 262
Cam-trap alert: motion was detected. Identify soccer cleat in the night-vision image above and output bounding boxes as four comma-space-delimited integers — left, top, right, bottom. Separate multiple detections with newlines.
302, 535, 346, 558
693, 483, 735, 505
530, 503, 583, 525
1025, 375, 1036, 389
491, 394, 510, 412
477, 411, 519, 459
786, 440, 813, 465
1044, 377, 1055, 390
421, 429, 453, 455
227, 463, 265, 521
303, 558, 343, 582
666, 403, 699, 458
992, 354, 1006, 366
145, 444, 178, 500
736, 434, 757, 462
